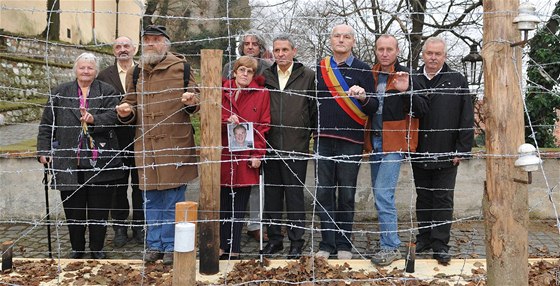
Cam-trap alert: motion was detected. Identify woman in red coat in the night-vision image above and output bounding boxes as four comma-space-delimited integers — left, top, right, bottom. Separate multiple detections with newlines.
220, 56, 271, 259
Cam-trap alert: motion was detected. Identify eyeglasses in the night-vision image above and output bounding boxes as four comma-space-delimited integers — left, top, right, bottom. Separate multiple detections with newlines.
237, 66, 255, 75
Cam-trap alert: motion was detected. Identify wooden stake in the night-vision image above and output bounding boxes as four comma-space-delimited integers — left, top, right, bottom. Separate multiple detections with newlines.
2, 241, 13, 272
173, 202, 198, 286
482, 1, 528, 284
198, 49, 223, 275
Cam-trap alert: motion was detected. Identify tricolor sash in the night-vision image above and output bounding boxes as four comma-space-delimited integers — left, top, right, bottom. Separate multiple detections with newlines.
320, 56, 367, 125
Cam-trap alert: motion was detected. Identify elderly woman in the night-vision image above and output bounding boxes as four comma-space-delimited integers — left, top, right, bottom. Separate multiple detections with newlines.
220, 56, 271, 259
37, 52, 124, 259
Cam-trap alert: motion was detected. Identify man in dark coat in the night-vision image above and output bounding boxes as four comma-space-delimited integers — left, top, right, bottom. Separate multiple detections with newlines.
261, 35, 316, 259
98, 36, 144, 248
411, 37, 474, 264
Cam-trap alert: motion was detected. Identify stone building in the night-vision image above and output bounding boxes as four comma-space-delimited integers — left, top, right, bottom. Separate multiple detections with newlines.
0, 0, 251, 125
0, 0, 143, 45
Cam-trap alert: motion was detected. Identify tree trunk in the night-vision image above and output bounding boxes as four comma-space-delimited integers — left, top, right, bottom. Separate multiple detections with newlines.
409, 0, 426, 69
41, 0, 60, 41
482, 0, 528, 285
159, 0, 170, 26
143, 0, 159, 28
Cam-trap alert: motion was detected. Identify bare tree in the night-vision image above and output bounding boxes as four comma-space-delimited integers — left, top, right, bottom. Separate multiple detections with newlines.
252, 0, 483, 69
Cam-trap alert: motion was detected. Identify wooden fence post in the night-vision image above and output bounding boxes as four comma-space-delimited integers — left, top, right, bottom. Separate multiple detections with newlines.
172, 201, 198, 285
198, 49, 223, 275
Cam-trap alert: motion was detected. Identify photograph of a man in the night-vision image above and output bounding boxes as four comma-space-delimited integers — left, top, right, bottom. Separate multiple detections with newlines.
228, 122, 254, 151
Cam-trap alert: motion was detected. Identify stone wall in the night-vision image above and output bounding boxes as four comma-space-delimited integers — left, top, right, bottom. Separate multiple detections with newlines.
2, 157, 559, 221
0, 107, 42, 125
0, 35, 112, 124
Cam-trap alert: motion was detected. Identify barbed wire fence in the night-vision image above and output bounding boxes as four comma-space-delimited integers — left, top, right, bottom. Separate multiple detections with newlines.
0, 0, 559, 285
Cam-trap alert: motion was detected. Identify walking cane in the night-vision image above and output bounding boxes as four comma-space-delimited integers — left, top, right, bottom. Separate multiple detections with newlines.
258, 167, 264, 263
43, 163, 52, 259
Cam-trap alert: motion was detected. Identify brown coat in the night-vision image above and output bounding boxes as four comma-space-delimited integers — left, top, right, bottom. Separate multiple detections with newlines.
120, 52, 199, 190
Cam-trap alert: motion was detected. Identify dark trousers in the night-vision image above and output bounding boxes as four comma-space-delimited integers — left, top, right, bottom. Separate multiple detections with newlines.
110, 165, 144, 228
60, 174, 116, 252
264, 158, 307, 247
220, 186, 251, 254
314, 137, 362, 253
413, 165, 458, 251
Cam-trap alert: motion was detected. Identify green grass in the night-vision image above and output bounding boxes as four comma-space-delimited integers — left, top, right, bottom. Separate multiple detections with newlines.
0, 98, 46, 112
0, 138, 37, 155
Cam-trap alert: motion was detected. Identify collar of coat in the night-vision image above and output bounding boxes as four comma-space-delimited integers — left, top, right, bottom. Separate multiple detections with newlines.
418, 62, 450, 78
223, 75, 266, 91
268, 60, 304, 76
372, 61, 406, 92
142, 52, 185, 72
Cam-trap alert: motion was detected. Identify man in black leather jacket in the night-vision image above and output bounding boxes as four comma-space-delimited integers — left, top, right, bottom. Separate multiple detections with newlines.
411, 37, 474, 264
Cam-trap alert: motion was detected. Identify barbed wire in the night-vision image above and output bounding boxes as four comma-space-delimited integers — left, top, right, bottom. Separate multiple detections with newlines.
0, 1, 559, 285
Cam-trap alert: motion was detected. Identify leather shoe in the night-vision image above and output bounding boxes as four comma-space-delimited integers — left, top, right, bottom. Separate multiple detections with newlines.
247, 230, 269, 242
113, 226, 128, 248
415, 240, 431, 254
261, 243, 283, 255
288, 245, 303, 259
144, 249, 163, 262
69, 250, 84, 259
433, 249, 451, 264
163, 252, 173, 265
220, 253, 240, 260
90, 251, 107, 259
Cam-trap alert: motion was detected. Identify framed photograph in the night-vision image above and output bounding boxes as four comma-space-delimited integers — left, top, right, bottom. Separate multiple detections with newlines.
227, 122, 254, 152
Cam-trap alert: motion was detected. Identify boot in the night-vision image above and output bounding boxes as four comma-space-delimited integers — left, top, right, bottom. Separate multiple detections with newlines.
113, 226, 128, 248
132, 226, 145, 244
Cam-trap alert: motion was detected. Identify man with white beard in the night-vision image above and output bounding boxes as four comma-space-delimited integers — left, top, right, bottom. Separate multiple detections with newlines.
116, 25, 200, 265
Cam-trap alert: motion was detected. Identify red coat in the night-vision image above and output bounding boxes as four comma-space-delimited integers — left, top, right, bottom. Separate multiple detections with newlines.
220, 76, 271, 187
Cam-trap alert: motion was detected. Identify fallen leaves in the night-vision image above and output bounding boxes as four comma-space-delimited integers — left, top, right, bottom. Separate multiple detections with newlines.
220, 256, 436, 285
528, 259, 560, 286
0, 259, 57, 286
0, 259, 175, 286
0, 258, 559, 285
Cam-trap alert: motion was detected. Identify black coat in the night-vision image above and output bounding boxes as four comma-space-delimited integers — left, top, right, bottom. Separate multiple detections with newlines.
37, 79, 125, 190
263, 61, 317, 155
97, 64, 136, 167
411, 63, 474, 169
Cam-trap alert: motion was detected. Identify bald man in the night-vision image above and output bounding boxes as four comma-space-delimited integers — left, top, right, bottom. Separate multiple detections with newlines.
314, 24, 378, 260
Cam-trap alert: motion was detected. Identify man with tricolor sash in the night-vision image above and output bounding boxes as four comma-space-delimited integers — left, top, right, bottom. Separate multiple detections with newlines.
314, 24, 378, 260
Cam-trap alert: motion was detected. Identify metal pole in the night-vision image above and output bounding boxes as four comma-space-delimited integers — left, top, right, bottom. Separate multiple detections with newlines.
43, 163, 52, 259
258, 167, 264, 263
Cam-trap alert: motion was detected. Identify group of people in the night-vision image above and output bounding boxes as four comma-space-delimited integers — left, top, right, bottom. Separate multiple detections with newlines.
37, 22, 473, 267
38, 25, 200, 265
